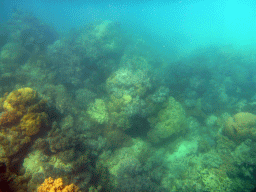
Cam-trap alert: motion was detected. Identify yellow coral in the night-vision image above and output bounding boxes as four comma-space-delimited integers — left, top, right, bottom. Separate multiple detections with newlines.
0, 87, 48, 135
3, 87, 38, 112
20, 112, 48, 136
37, 177, 80, 192
0, 87, 48, 162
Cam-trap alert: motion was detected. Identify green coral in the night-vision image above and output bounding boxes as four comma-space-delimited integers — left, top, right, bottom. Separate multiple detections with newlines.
87, 99, 109, 124
147, 96, 187, 143
97, 138, 150, 184
0, 42, 24, 62
106, 95, 132, 130
200, 168, 233, 192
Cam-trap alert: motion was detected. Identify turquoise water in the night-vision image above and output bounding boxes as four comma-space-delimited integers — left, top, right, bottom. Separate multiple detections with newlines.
0, 0, 256, 191
3, 0, 256, 58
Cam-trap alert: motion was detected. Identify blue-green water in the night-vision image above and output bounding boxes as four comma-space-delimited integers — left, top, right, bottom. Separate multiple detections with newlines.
0, 0, 256, 191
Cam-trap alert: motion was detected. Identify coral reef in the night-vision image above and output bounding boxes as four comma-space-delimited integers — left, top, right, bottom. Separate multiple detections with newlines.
37, 177, 80, 192
106, 67, 151, 98
1, 9, 256, 192
96, 138, 165, 191
75, 88, 97, 110
0, 87, 49, 192
0, 87, 48, 164
3, 87, 38, 111
0, 10, 57, 79
223, 112, 256, 143
75, 20, 125, 59
87, 99, 109, 124
105, 67, 152, 130
41, 84, 74, 115
23, 115, 106, 192
46, 20, 125, 87
147, 96, 187, 143
20, 25, 58, 53
0, 42, 26, 69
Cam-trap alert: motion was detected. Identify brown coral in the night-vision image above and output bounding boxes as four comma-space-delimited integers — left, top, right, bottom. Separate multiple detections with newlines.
223, 112, 256, 142
0, 110, 22, 127
37, 177, 80, 192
